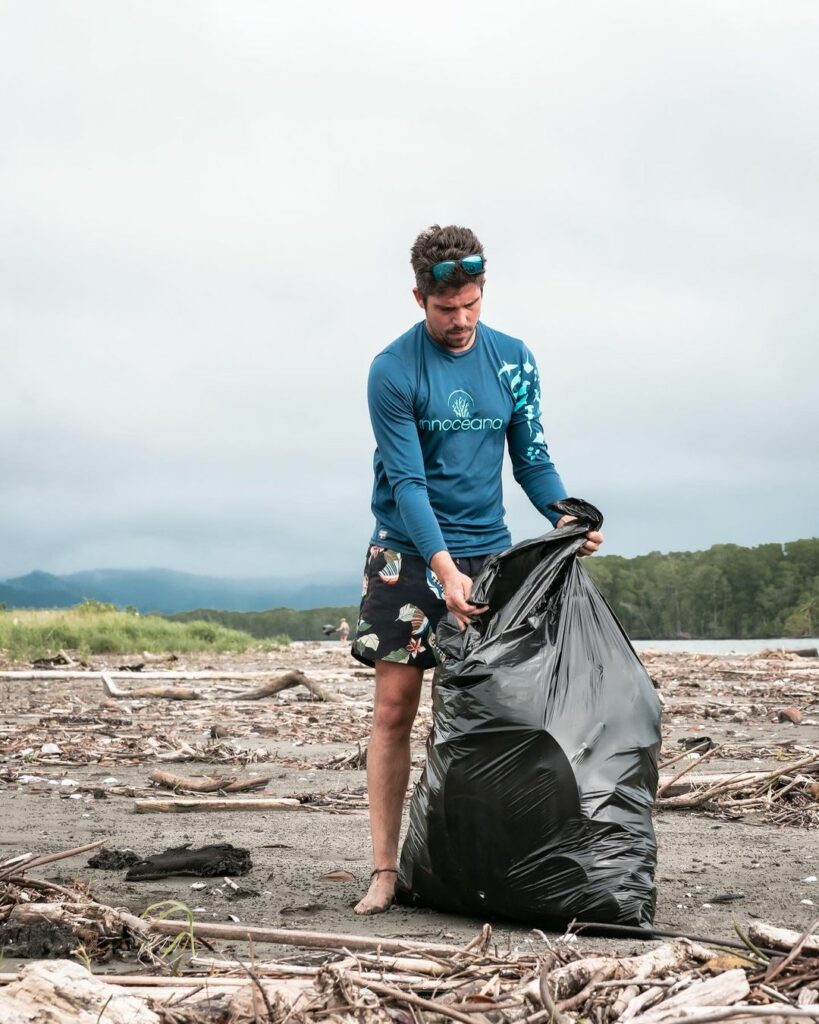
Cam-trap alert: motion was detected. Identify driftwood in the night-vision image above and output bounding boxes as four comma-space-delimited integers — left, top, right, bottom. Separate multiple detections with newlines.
189, 954, 447, 982
657, 755, 819, 809
133, 796, 302, 813
630, 969, 750, 1022
0, 960, 160, 1024
657, 744, 726, 797
147, 768, 273, 793
102, 672, 203, 701
545, 940, 714, 1002
631, 1009, 819, 1023
747, 921, 819, 956
143, 915, 468, 956
232, 669, 343, 702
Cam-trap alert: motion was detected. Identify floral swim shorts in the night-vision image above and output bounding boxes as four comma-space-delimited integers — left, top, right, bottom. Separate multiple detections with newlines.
350, 545, 492, 670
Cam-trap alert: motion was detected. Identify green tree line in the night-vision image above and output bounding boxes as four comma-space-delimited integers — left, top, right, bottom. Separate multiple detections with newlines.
166, 538, 817, 641
585, 538, 817, 638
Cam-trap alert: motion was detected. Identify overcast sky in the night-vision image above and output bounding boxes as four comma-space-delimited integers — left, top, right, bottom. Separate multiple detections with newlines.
2, 1, 817, 581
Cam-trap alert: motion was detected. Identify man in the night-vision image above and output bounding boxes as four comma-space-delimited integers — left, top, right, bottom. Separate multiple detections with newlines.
351, 225, 603, 914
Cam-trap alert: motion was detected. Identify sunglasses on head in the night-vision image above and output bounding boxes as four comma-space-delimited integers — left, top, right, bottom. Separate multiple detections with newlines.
430, 254, 484, 282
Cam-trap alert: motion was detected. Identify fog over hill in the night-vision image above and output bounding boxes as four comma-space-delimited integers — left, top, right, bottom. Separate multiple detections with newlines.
0, 568, 359, 613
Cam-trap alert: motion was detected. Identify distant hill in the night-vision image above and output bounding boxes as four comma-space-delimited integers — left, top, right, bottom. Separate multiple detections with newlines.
0, 567, 360, 613
2, 535, 816, 638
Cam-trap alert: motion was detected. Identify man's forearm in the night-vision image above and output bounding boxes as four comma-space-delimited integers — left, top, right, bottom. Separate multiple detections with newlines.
429, 550, 458, 583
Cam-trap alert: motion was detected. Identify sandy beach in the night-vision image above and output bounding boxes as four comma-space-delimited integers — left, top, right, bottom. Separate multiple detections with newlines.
1, 643, 817, 966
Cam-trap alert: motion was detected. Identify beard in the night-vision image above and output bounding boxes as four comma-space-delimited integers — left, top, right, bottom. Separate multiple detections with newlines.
440, 325, 475, 349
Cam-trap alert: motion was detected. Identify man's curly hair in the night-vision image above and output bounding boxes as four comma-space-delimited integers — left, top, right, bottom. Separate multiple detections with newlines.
410, 224, 486, 298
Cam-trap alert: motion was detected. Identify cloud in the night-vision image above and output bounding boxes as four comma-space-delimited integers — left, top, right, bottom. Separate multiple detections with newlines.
1, 1, 817, 579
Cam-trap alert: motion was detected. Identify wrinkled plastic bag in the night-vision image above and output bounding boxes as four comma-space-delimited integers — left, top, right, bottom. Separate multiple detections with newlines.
398, 498, 662, 927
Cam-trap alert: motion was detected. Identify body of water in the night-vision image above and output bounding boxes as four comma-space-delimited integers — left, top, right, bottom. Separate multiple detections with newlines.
631, 637, 819, 655
317, 637, 818, 654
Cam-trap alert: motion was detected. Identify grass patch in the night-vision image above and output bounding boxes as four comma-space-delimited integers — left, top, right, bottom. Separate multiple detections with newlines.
0, 601, 289, 661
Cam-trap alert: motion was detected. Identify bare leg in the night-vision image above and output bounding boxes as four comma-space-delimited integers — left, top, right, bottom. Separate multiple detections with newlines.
354, 660, 423, 914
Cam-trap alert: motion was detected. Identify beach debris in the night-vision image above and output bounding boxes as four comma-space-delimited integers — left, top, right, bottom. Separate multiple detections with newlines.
779, 707, 804, 724
87, 847, 140, 870
125, 843, 252, 880
102, 671, 204, 701
319, 740, 369, 770
133, 796, 303, 813
0, 960, 161, 1024
232, 669, 346, 702
31, 649, 79, 669
678, 735, 717, 750
147, 768, 273, 793
322, 869, 356, 882
656, 753, 819, 826
2, 840, 819, 1024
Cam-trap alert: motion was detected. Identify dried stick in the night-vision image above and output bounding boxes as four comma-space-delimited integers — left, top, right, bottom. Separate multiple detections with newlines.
148, 769, 273, 793
148, 769, 230, 792
133, 797, 301, 813
0, 838, 107, 878
629, 1008, 819, 1023
232, 670, 344, 702
102, 672, 203, 701
6, 875, 86, 901
658, 742, 712, 772
540, 965, 571, 1024
657, 744, 725, 798
142, 917, 467, 956
340, 971, 489, 1024
748, 921, 819, 957
764, 917, 819, 984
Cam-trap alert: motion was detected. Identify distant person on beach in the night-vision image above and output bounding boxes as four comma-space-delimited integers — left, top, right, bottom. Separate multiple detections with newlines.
351, 224, 604, 914
336, 617, 350, 643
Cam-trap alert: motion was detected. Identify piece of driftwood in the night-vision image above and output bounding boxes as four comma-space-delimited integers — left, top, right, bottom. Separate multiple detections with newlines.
544, 940, 714, 1002
657, 756, 819, 808
143, 916, 468, 956
102, 672, 203, 701
657, 771, 777, 800
148, 768, 273, 793
125, 843, 252, 881
657, 744, 725, 797
339, 971, 482, 1024
232, 669, 344, 702
630, 969, 750, 1022
631, 1009, 819, 1023
133, 796, 302, 813
0, 960, 160, 1024
748, 921, 819, 956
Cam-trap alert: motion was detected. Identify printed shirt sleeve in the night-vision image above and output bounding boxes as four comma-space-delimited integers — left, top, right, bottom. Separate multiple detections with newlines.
503, 348, 568, 525
368, 354, 447, 563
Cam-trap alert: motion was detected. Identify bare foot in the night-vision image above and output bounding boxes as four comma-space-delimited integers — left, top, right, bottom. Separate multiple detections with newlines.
354, 868, 398, 915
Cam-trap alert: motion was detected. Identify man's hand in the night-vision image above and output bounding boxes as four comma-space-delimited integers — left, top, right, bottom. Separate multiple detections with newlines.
429, 551, 489, 630
556, 515, 604, 556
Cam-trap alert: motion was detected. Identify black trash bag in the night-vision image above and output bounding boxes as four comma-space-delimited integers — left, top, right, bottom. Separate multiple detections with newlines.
398, 498, 662, 928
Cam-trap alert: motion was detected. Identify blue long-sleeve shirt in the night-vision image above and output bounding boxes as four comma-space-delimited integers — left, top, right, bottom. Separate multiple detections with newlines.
367, 321, 568, 563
